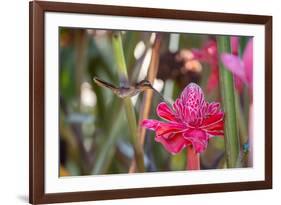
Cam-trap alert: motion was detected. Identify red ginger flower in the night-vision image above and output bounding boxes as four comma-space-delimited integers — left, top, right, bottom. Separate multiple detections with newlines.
142, 83, 224, 154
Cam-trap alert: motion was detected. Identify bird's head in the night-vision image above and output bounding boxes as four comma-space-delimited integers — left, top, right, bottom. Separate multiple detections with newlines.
136, 80, 153, 90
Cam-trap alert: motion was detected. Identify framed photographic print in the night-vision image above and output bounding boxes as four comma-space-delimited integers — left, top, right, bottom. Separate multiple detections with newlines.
29, 1, 272, 204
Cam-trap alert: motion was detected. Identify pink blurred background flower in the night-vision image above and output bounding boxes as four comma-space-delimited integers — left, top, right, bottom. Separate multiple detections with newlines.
141, 83, 224, 154
192, 39, 219, 92
230, 36, 244, 93
221, 38, 253, 95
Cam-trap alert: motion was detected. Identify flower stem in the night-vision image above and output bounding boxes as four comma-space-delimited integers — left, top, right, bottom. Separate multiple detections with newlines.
248, 103, 253, 167
112, 32, 145, 172
217, 36, 240, 168
129, 34, 161, 173
186, 146, 200, 170
235, 91, 248, 145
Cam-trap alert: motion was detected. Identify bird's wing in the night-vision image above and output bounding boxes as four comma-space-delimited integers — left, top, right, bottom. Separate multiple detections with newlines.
93, 77, 118, 92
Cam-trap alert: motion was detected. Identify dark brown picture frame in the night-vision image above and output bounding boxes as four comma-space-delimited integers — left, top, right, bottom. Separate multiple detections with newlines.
29, 1, 272, 204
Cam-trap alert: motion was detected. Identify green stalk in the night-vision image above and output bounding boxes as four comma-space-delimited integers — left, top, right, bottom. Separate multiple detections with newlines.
217, 36, 240, 168
92, 108, 122, 174
235, 91, 248, 145
112, 32, 145, 172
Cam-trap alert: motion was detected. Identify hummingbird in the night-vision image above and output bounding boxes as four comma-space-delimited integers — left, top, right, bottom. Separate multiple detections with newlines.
93, 77, 166, 100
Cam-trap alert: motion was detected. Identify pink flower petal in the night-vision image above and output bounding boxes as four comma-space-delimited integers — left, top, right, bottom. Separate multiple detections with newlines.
173, 98, 192, 123
156, 102, 177, 122
200, 113, 224, 136
141, 119, 159, 130
181, 83, 205, 107
242, 39, 253, 87
206, 102, 220, 115
183, 129, 209, 153
179, 83, 206, 123
221, 53, 247, 83
201, 112, 224, 127
141, 119, 186, 139
155, 133, 187, 154
203, 119, 224, 136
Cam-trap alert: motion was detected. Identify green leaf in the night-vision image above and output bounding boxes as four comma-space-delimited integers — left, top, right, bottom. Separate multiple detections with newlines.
111, 32, 145, 172
217, 36, 240, 168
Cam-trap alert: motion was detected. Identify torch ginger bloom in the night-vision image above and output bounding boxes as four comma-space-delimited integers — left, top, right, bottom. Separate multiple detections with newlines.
142, 83, 224, 154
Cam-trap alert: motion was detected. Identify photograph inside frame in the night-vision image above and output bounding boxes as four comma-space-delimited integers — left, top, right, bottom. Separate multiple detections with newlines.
59, 28, 253, 176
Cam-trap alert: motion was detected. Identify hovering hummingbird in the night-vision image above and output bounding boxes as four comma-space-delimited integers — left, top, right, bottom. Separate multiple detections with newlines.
93, 77, 165, 100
